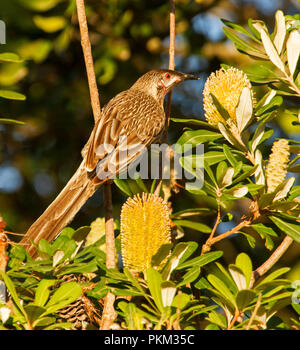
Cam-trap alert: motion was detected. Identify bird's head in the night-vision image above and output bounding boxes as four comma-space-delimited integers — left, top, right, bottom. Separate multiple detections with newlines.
130, 69, 200, 103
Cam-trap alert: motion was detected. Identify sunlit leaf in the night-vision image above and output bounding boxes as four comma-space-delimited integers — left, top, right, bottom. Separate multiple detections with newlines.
236, 87, 253, 133
286, 29, 300, 76
0, 52, 23, 63
269, 216, 300, 243
273, 10, 286, 55
33, 16, 67, 33
259, 27, 286, 73
0, 90, 26, 100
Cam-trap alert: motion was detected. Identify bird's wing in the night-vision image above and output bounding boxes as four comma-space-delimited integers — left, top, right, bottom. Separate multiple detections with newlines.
84, 90, 165, 182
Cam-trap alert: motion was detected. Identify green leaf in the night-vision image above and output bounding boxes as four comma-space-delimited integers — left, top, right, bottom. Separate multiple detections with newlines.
171, 293, 191, 310
134, 174, 148, 193
206, 310, 227, 329
33, 16, 67, 33
222, 19, 260, 42
204, 151, 227, 166
44, 282, 82, 315
18, 0, 62, 12
0, 90, 26, 101
38, 239, 52, 257
216, 161, 228, 185
269, 216, 300, 243
24, 304, 47, 325
0, 53, 24, 63
236, 289, 256, 311
72, 226, 91, 242
256, 96, 283, 119
176, 266, 201, 288
223, 27, 267, 58
171, 117, 216, 129
161, 243, 191, 280
86, 281, 108, 299
34, 279, 56, 307
223, 144, 238, 167
0, 118, 25, 125
114, 178, 133, 196
177, 251, 223, 270
251, 223, 278, 250
173, 219, 211, 234
0, 271, 27, 318
44, 322, 73, 330
256, 267, 290, 288
207, 274, 237, 309
171, 208, 215, 219
59, 227, 75, 239
231, 165, 258, 185
146, 268, 164, 313
151, 244, 173, 268
176, 129, 222, 150
235, 253, 253, 288
56, 260, 98, 276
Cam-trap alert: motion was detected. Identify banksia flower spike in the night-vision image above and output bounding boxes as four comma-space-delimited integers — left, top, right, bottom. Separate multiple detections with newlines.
203, 67, 254, 128
120, 193, 171, 272
266, 139, 290, 193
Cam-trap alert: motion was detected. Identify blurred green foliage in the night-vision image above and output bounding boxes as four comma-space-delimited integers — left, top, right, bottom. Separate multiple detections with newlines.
0, 0, 299, 288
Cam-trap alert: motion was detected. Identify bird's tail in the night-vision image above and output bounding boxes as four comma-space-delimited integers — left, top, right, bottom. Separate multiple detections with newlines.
21, 161, 102, 257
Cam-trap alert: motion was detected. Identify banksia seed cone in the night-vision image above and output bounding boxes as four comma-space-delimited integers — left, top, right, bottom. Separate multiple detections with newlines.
120, 193, 171, 272
56, 274, 101, 330
266, 139, 290, 193
203, 67, 254, 126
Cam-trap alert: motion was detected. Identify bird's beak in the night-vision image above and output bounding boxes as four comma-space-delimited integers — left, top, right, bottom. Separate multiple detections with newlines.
182, 73, 201, 81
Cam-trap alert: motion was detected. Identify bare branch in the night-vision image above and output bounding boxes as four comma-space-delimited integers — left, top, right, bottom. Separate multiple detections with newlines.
76, 0, 102, 123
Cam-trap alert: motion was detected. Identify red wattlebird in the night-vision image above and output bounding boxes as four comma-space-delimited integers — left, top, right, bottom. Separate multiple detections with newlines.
21, 70, 200, 256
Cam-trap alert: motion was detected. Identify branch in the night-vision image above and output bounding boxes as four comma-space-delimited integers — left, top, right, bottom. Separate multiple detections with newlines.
163, 0, 176, 139
75, 0, 116, 329
103, 184, 116, 270
76, 0, 102, 123
201, 204, 221, 255
252, 235, 293, 283
202, 217, 252, 254
155, 0, 176, 196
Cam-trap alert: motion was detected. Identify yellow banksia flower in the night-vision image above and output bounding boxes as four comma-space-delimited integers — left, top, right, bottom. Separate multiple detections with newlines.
203, 67, 254, 126
120, 193, 171, 272
266, 139, 290, 193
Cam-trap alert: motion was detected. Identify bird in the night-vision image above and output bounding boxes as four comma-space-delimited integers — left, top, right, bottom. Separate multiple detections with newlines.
21, 69, 200, 257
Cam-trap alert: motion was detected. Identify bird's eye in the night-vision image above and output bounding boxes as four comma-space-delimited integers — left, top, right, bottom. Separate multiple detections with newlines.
165, 73, 171, 79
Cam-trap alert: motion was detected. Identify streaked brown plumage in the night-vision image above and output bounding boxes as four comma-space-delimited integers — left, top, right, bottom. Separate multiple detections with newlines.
21, 69, 199, 256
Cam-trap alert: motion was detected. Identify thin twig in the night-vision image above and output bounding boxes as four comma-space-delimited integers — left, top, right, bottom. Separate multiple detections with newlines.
103, 184, 116, 270
75, 0, 116, 329
227, 309, 240, 330
250, 198, 299, 287
202, 201, 260, 253
164, 0, 176, 138
155, 0, 176, 195
76, 0, 102, 123
202, 217, 252, 254
201, 204, 221, 255
250, 235, 293, 287
246, 293, 262, 330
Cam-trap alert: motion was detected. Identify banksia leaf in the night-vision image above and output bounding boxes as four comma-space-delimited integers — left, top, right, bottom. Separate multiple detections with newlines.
203, 67, 254, 127
273, 10, 286, 55
287, 29, 300, 76
266, 139, 290, 193
120, 193, 171, 272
